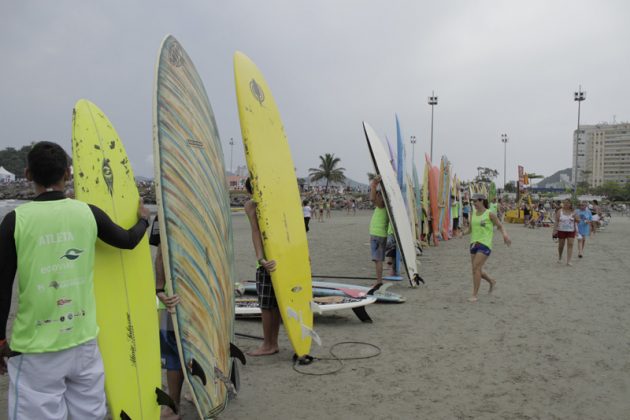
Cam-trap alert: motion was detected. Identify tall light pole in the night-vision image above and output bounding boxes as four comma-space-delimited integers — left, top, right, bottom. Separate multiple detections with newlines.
410, 135, 416, 164
228, 137, 234, 173
501, 133, 508, 191
573, 86, 586, 197
428, 91, 438, 161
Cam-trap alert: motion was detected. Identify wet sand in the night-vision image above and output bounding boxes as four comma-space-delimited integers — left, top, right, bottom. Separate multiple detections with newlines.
2, 209, 629, 419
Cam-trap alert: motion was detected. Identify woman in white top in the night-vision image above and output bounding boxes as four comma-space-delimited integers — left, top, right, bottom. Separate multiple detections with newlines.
302, 200, 312, 232
553, 199, 578, 266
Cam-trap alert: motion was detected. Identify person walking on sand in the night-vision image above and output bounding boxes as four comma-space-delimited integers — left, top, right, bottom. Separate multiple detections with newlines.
576, 202, 592, 259
465, 193, 511, 303
244, 178, 279, 356
369, 175, 389, 290
553, 199, 578, 266
0, 142, 151, 420
302, 200, 312, 232
317, 201, 324, 222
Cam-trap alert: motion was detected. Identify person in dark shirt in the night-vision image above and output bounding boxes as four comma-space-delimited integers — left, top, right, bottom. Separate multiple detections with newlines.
0, 141, 150, 419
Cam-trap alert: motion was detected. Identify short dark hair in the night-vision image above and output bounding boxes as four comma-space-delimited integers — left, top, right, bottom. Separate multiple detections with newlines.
245, 177, 252, 194
27, 141, 69, 187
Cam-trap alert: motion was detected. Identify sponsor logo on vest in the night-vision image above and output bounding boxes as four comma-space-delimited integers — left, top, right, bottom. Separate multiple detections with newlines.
48, 279, 85, 289
38, 231, 75, 246
57, 298, 72, 306
36, 310, 86, 327
60, 248, 83, 260
40, 260, 73, 274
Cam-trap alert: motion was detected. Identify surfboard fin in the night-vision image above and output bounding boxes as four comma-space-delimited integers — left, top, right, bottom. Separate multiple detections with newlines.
301, 324, 322, 346
120, 411, 131, 420
230, 361, 240, 396
155, 387, 178, 414
352, 306, 373, 323
367, 283, 382, 295
189, 358, 207, 386
310, 301, 323, 315
376, 283, 393, 293
230, 342, 247, 365
413, 274, 425, 285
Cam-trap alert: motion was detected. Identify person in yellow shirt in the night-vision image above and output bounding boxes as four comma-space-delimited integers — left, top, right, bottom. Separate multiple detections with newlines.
368, 176, 389, 290
465, 193, 511, 303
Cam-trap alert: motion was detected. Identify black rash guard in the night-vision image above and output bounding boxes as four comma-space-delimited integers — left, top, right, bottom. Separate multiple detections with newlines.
0, 191, 150, 340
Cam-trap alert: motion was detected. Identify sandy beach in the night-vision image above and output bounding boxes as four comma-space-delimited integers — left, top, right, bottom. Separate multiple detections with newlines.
1, 208, 629, 419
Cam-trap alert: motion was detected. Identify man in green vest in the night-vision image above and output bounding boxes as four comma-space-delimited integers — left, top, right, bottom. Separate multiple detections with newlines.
0, 141, 150, 420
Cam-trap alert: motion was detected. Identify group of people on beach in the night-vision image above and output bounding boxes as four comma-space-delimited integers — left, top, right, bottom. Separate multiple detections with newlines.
0, 140, 613, 419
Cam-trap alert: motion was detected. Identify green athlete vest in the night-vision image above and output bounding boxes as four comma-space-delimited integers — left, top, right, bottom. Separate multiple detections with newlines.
369, 207, 388, 237
470, 209, 493, 249
12, 199, 98, 353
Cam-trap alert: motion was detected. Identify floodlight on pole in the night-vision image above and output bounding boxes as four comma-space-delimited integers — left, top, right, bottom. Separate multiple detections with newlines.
573, 86, 586, 197
229, 137, 235, 173
501, 134, 509, 191
428, 91, 438, 161
410, 135, 416, 164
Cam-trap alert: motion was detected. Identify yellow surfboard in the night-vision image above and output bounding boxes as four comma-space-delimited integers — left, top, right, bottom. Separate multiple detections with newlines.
234, 51, 317, 357
72, 100, 161, 420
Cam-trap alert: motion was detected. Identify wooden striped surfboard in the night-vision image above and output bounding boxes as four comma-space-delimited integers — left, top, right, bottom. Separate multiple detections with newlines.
153, 35, 235, 419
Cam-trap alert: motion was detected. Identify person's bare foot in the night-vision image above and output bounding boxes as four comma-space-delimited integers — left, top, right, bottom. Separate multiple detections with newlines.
247, 346, 279, 356
488, 280, 497, 294
566, 262, 573, 266
467, 296, 478, 303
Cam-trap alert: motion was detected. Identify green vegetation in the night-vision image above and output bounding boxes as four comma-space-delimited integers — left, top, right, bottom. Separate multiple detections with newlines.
0, 144, 34, 177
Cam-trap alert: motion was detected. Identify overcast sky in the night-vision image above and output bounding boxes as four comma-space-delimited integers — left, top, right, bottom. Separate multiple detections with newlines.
2, 1, 629, 184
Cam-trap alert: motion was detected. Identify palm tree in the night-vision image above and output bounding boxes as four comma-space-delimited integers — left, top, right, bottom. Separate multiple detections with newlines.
309, 153, 346, 193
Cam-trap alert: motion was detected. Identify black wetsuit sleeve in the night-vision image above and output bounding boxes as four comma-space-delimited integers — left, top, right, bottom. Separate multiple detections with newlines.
148, 216, 160, 247
89, 205, 149, 249
0, 211, 17, 341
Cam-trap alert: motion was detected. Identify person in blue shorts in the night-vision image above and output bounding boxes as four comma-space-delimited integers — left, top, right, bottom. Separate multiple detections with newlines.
576, 202, 592, 258
465, 193, 511, 302
369, 176, 389, 289
149, 217, 183, 419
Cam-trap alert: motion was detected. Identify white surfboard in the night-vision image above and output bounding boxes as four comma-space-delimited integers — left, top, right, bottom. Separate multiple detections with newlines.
363, 122, 424, 287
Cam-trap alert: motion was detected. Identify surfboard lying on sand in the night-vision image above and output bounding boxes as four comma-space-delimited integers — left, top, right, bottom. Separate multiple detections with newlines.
154, 35, 238, 419
363, 122, 424, 287
239, 280, 406, 304
236, 295, 376, 323
72, 99, 164, 419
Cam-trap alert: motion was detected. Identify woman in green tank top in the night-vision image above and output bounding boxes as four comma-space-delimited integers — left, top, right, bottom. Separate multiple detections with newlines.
465, 193, 511, 302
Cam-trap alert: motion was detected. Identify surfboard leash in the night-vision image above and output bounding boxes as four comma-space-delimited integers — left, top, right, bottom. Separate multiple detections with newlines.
291, 341, 381, 376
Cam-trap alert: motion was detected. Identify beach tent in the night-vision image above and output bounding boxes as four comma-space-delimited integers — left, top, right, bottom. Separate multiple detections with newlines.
0, 166, 15, 182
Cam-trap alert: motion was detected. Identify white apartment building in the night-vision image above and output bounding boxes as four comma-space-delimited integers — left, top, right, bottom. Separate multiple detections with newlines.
572, 122, 630, 187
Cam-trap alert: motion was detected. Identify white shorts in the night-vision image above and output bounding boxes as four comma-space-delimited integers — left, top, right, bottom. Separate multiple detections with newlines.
8, 339, 106, 420
592, 215, 600, 222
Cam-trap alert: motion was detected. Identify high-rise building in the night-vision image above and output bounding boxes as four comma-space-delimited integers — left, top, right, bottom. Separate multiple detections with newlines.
572, 122, 630, 187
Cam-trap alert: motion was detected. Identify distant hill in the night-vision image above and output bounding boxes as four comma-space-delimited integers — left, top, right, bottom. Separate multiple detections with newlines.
536, 168, 572, 189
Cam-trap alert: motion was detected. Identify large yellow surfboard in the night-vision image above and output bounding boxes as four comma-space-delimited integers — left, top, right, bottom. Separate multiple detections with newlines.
72, 100, 161, 419
234, 51, 316, 357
